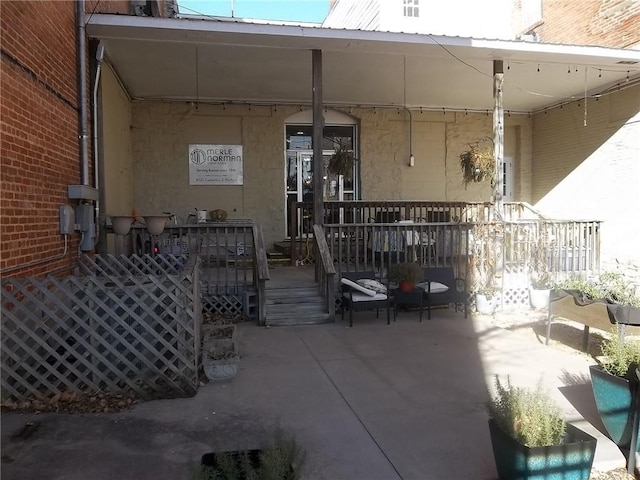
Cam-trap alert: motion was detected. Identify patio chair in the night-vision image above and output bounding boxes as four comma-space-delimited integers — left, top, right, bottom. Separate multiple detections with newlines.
340, 271, 392, 327
418, 267, 468, 320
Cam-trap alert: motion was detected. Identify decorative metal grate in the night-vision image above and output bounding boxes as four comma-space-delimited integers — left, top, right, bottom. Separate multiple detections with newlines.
1, 254, 201, 401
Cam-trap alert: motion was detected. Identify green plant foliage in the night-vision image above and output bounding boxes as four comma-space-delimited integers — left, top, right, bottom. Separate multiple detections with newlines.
488, 376, 566, 447
556, 272, 640, 306
387, 262, 422, 284
195, 428, 304, 480
327, 148, 354, 177
600, 327, 640, 378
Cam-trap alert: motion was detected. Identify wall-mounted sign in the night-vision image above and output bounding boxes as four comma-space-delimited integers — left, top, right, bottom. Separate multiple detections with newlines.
189, 144, 243, 185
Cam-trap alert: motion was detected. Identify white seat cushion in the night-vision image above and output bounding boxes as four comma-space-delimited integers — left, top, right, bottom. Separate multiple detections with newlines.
356, 278, 387, 294
341, 277, 376, 296
344, 292, 388, 302
416, 281, 450, 294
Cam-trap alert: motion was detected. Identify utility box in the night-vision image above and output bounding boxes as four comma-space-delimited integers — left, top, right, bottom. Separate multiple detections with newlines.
59, 205, 75, 234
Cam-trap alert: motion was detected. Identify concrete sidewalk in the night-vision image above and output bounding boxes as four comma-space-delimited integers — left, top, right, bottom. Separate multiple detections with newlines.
0, 309, 630, 480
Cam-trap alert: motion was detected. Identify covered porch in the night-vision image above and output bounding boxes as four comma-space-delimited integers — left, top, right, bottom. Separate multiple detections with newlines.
87, 14, 636, 323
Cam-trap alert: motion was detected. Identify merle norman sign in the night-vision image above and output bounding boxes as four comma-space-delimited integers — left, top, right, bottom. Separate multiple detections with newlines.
189, 144, 243, 185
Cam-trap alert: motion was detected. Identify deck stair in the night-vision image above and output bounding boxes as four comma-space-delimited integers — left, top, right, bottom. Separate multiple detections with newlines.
264, 285, 331, 326
266, 250, 290, 267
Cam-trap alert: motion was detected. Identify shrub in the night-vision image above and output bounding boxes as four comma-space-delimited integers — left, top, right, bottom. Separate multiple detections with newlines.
387, 262, 422, 284
488, 376, 566, 447
600, 327, 640, 378
556, 272, 640, 307
196, 428, 304, 480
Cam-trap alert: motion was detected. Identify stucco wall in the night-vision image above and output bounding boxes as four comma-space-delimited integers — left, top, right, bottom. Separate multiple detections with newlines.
127, 103, 532, 247
532, 84, 640, 277
101, 64, 134, 217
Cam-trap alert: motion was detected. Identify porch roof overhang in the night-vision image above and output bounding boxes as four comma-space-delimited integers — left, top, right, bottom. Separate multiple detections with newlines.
86, 14, 640, 113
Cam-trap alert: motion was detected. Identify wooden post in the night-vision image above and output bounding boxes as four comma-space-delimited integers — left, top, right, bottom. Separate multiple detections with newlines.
312, 50, 324, 228
493, 60, 504, 219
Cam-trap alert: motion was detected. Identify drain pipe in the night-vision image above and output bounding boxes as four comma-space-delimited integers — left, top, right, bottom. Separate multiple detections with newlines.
93, 43, 105, 247
77, 0, 89, 185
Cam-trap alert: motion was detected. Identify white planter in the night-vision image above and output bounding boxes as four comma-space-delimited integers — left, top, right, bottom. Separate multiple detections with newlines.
476, 293, 498, 315
110, 216, 134, 236
529, 288, 551, 310
203, 354, 240, 381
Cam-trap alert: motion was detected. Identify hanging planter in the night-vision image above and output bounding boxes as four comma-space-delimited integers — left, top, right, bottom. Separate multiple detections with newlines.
459, 141, 495, 185
327, 148, 354, 176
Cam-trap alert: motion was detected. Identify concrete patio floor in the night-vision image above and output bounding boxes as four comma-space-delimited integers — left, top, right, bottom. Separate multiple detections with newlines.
1, 307, 634, 480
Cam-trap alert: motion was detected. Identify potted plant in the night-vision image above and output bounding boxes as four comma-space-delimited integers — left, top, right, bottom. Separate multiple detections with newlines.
528, 226, 554, 310
476, 285, 499, 315
388, 262, 422, 291
327, 147, 354, 177
487, 375, 597, 480
459, 139, 495, 186
589, 328, 640, 455
529, 273, 554, 310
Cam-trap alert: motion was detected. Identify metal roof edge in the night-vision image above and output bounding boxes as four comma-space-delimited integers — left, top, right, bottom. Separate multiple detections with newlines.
86, 14, 640, 64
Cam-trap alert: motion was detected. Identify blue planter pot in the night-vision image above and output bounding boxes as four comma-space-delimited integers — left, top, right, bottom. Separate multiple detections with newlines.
589, 364, 640, 453
488, 419, 597, 480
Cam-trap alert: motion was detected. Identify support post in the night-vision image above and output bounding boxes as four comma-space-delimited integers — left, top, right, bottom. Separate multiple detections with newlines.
312, 50, 324, 227
493, 60, 504, 219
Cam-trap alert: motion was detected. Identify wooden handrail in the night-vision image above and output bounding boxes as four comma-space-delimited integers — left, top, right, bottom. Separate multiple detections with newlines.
252, 223, 270, 282
313, 224, 336, 321
252, 223, 270, 325
313, 224, 336, 276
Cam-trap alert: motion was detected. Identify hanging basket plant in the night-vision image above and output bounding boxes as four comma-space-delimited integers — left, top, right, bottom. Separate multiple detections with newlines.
459, 140, 495, 185
328, 148, 354, 176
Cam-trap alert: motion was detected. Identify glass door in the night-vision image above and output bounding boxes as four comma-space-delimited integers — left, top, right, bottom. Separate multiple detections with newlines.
285, 123, 357, 238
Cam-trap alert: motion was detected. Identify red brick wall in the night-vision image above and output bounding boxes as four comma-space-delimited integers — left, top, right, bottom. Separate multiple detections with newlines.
0, 0, 130, 277
532, 0, 640, 48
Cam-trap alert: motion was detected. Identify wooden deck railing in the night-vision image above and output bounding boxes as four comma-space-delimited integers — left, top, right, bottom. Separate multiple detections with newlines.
317, 214, 601, 287
313, 224, 336, 321
109, 220, 270, 320
121, 221, 257, 295
290, 201, 545, 262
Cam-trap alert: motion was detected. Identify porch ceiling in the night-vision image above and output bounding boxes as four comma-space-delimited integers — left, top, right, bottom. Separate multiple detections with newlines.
87, 15, 640, 113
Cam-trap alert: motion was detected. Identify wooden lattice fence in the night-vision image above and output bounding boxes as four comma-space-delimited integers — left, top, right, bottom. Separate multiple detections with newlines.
1, 254, 201, 401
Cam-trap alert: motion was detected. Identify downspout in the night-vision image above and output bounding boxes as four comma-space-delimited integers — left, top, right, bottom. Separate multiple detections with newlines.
93, 43, 105, 247
77, 0, 89, 186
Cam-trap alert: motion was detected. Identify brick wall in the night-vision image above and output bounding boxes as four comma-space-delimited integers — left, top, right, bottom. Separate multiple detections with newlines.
531, 0, 640, 48
0, 0, 130, 277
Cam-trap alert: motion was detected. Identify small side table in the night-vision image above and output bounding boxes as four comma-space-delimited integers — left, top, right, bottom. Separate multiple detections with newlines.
393, 287, 424, 322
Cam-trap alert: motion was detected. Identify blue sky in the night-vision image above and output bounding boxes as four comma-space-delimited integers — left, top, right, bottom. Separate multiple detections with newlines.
178, 1, 331, 23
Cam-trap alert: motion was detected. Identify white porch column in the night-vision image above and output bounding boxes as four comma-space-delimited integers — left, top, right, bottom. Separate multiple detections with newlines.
493, 60, 504, 218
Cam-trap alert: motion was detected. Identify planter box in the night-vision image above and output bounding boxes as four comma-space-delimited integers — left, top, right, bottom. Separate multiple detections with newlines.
201, 324, 239, 381
488, 419, 597, 480
548, 290, 640, 351
589, 365, 639, 453
202, 353, 240, 382
202, 324, 237, 351
201, 449, 295, 479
